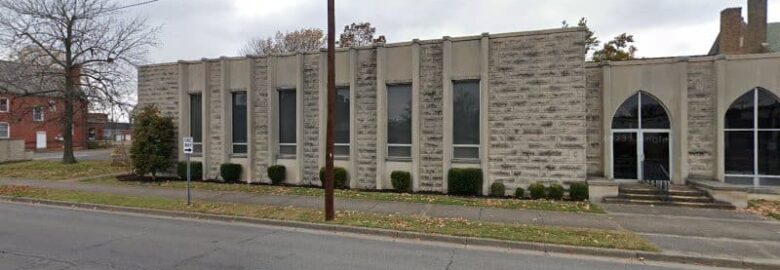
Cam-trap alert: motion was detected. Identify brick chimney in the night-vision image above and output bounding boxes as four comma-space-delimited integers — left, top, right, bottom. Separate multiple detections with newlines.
744, 0, 768, 53
719, 7, 744, 54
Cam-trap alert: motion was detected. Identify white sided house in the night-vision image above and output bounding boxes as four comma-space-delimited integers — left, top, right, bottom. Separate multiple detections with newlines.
138, 14, 780, 205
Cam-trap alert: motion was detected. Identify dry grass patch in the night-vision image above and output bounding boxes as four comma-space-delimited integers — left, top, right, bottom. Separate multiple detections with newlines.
0, 161, 127, 180
0, 185, 654, 251
747, 200, 780, 220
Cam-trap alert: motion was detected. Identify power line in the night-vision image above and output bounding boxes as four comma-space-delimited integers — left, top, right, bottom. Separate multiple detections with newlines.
110, 0, 160, 12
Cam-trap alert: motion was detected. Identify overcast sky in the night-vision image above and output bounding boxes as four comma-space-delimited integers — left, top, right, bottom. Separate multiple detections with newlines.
130, 0, 780, 63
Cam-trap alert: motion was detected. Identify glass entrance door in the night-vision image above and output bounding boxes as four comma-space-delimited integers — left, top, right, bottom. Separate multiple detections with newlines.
642, 132, 670, 181
613, 133, 637, 179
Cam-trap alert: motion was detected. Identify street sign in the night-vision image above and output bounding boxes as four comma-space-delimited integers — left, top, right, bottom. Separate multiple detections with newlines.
183, 137, 194, 154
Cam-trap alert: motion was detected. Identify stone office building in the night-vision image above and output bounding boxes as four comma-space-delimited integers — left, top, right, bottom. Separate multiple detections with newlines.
137, 1, 780, 196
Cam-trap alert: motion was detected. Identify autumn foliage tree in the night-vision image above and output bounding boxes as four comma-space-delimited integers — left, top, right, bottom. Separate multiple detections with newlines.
592, 33, 637, 62
239, 28, 325, 55
338, 22, 385, 47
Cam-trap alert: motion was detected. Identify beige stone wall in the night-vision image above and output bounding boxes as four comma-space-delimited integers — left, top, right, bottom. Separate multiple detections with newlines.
487, 30, 587, 189
252, 58, 270, 180
585, 65, 603, 177
686, 61, 717, 179
137, 63, 179, 118
0, 139, 30, 163
354, 49, 378, 189
418, 43, 444, 191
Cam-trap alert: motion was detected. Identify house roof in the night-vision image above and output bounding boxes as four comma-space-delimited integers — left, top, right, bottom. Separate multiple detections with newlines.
0, 60, 64, 97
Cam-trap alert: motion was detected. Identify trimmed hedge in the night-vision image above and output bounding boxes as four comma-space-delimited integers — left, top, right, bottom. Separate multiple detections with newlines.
490, 182, 506, 197
267, 165, 286, 185
220, 163, 242, 183
529, 183, 546, 200
176, 161, 203, 181
547, 184, 565, 200
514, 187, 525, 199
391, 171, 412, 192
447, 168, 483, 196
319, 167, 349, 189
569, 182, 589, 201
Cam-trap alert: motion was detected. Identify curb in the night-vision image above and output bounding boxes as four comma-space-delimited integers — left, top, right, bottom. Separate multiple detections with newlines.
1, 196, 777, 270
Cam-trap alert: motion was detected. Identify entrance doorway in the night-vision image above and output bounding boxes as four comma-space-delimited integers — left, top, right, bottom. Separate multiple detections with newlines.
612, 92, 671, 181
36, 131, 47, 149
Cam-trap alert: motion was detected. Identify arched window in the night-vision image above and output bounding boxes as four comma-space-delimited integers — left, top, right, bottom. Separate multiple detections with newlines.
724, 87, 780, 187
612, 92, 671, 180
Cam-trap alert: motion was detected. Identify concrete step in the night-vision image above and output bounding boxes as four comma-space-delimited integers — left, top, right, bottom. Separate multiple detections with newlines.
618, 193, 714, 203
619, 187, 709, 197
602, 197, 736, 210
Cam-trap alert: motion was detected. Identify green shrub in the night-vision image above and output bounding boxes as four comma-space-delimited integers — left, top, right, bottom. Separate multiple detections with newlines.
267, 165, 286, 185
391, 171, 412, 192
447, 168, 483, 196
220, 163, 242, 183
490, 182, 506, 197
176, 161, 203, 181
529, 183, 546, 200
514, 187, 525, 199
130, 105, 176, 180
319, 167, 349, 189
547, 184, 565, 200
569, 182, 589, 201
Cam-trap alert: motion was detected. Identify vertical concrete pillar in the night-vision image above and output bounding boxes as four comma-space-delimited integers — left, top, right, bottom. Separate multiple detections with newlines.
246, 58, 255, 183
295, 53, 305, 185
201, 59, 211, 179
220, 58, 231, 167
479, 33, 490, 195
411, 39, 422, 192
441, 36, 453, 193
317, 50, 327, 185
350, 48, 360, 189
375, 45, 387, 190
601, 63, 613, 179
267, 56, 277, 171
715, 57, 727, 182
676, 60, 689, 185
177, 61, 189, 161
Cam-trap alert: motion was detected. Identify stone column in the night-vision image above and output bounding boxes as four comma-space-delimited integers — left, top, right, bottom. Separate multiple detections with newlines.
220, 58, 231, 167
375, 45, 387, 190
601, 63, 613, 179
411, 39, 422, 192
715, 57, 727, 182
201, 59, 211, 178
295, 53, 305, 185
350, 48, 360, 189
479, 33, 490, 195
676, 60, 689, 185
177, 62, 189, 161
267, 56, 277, 170
441, 36, 453, 193
317, 50, 327, 185
246, 58, 256, 183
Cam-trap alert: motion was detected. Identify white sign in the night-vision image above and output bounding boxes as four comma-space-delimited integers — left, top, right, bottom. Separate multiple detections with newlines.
183, 137, 194, 154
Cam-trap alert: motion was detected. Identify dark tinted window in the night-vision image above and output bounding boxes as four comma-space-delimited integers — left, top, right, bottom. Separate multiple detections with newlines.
758, 131, 780, 175
726, 91, 755, 129
757, 89, 780, 129
232, 91, 247, 154
612, 93, 639, 129
279, 89, 296, 145
190, 94, 202, 143
453, 81, 480, 159
387, 84, 412, 158
335, 87, 350, 144
725, 131, 754, 174
640, 93, 670, 129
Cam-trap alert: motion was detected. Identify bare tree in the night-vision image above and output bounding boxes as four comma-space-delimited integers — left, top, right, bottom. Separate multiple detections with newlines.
338, 22, 385, 48
239, 28, 325, 55
0, 0, 159, 163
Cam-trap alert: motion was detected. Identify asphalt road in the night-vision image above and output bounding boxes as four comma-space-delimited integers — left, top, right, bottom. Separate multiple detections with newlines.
0, 202, 722, 270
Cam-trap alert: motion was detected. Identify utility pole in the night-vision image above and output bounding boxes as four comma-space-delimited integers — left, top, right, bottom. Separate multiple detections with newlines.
324, 0, 336, 221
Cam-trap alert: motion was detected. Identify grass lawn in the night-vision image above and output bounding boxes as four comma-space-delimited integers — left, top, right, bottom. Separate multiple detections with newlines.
0, 161, 128, 180
83, 177, 604, 214
0, 185, 656, 251
748, 200, 780, 220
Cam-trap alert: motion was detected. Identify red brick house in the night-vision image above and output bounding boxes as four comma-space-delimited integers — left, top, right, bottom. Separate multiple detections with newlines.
0, 61, 89, 150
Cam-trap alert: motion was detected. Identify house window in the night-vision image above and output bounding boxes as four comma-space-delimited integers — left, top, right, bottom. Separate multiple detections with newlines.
724, 87, 780, 187
0, 98, 8, 112
0, 122, 8, 138
335, 87, 350, 157
278, 89, 297, 156
232, 91, 248, 154
452, 81, 480, 159
190, 94, 203, 154
33, 107, 44, 122
387, 84, 412, 158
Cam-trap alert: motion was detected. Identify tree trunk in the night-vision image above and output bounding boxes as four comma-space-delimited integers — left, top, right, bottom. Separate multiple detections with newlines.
61, 66, 77, 164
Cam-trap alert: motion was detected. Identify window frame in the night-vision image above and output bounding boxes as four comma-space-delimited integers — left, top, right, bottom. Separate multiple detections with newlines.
277, 88, 297, 158
452, 80, 481, 161
0, 122, 9, 138
189, 94, 203, 155
231, 91, 248, 155
386, 83, 413, 159
334, 86, 350, 158
724, 88, 780, 187
32, 106, 44, 122
0, 97, 8, 113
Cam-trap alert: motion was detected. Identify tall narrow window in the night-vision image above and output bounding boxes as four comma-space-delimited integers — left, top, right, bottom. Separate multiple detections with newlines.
387, 84, 412, 158
453, 81, 480, 159
0, 122, 8, 138
725, 87, 780, 187
232, 91, 248, 154
335, 87, 350, 157
32, 107, 44, 122
278, 89, 297, 156
0, 98, 8, 112
190, 94, 203, 154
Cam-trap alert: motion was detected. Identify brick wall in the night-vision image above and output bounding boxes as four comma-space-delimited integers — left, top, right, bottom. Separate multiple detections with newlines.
487, 31, 587, 188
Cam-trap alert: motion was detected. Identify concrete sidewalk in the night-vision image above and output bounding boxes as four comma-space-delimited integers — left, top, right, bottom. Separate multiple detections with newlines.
1, 178, 779, 264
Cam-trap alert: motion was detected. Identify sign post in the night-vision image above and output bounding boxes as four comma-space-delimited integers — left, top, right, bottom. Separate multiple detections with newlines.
183, 137, 194, 206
